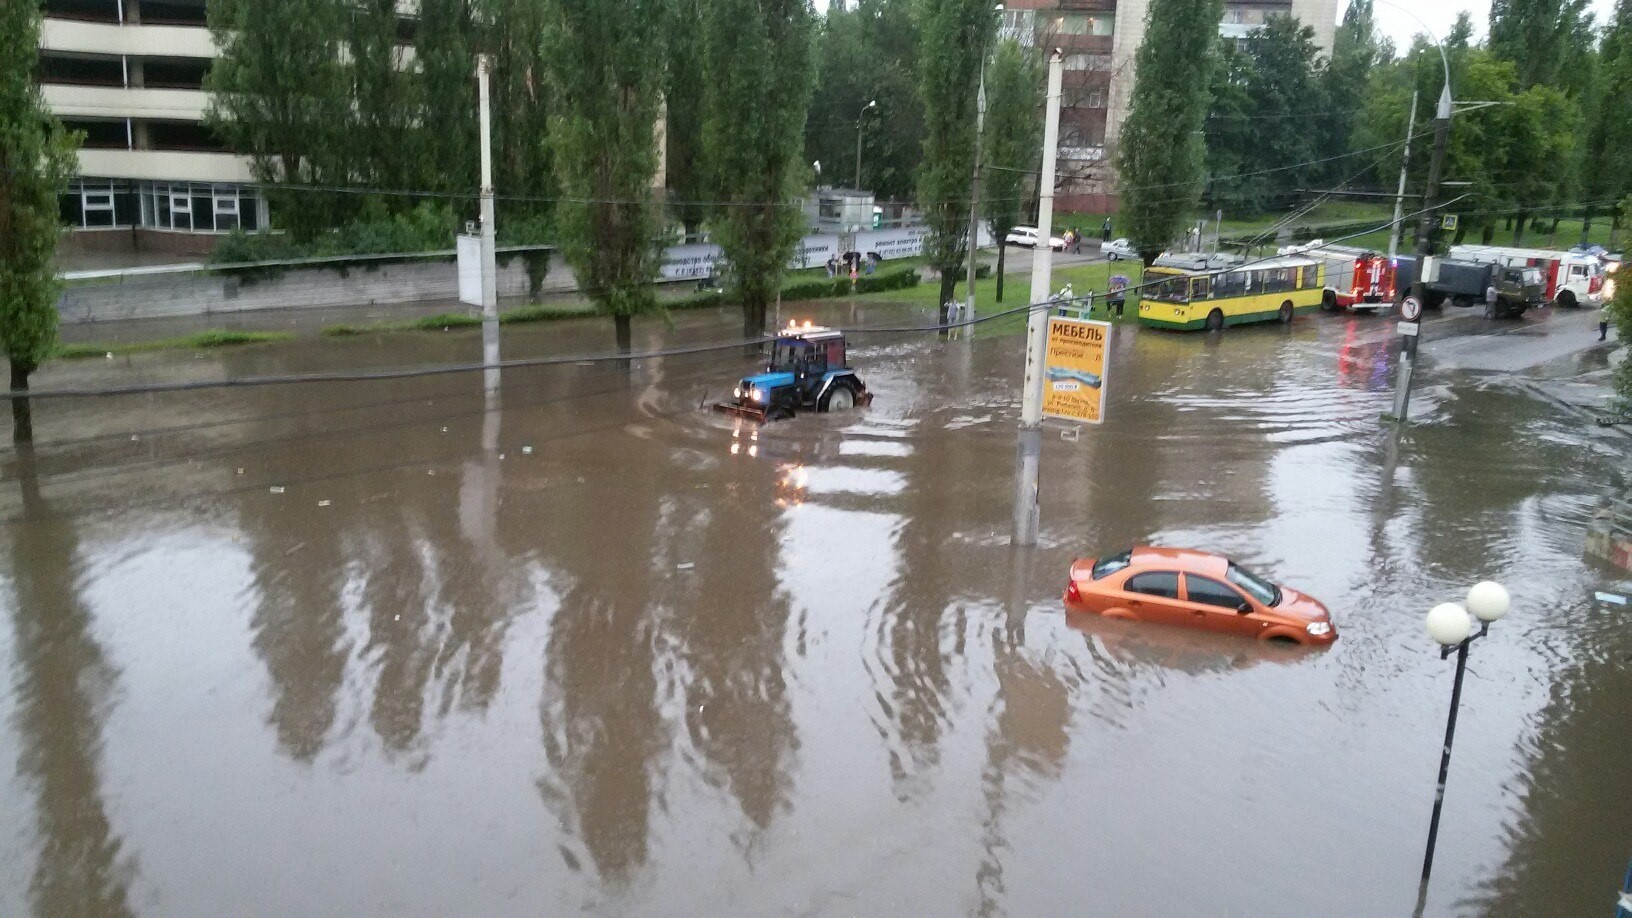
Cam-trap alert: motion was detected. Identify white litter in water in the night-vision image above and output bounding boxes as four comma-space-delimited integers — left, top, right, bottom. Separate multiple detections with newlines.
676, 562, 695, 571
522, 446, 534, 455
1595, 591, 1628, 606
317, 500, 332, 507
269, 486, 285, 494
105, 352, 114, 360
441, 427, 449, 433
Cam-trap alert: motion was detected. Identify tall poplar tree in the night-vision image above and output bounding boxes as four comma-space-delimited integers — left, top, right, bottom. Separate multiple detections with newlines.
416, 0, 479, 197
1, 0, 78, 443
1114, 0, 1224, 264
704, 0, 817, 340
1489, 0, 1593, 90
664, 0, 709, 240
207, 0, 353, 239
1581, 0, 1632, 244
914, 0, 997, 314
482, 0, 553, 235
344, 0, 420, 205
981, 40, 1042, 303
542, 0, 667, 353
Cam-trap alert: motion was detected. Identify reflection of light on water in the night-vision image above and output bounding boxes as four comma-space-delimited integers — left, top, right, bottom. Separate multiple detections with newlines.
775, 463, 810, 508
804, 466, 905, 496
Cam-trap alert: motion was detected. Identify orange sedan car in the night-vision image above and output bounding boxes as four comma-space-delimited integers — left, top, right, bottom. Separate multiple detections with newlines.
1063, 547, 1337, 645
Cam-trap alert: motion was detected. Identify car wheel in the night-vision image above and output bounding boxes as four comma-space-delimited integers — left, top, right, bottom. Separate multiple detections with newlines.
1265, 635, 1301, 646
1108, 253, 1119, 262
1205, 309, 1224, 332
1278, 301, 1294, 324
1557, 290, 1577, 309
1321, 290, 1338, 312
821, 384, 855, 412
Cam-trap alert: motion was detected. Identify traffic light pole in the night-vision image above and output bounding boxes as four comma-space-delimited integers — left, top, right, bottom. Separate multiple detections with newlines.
1011, 50, 1063, 547
1392, 84, 1450, 424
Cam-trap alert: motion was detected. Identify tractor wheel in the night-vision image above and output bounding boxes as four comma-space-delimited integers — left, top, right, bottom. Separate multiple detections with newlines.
1205, 309, 1225, 332
821, 384, 856, 413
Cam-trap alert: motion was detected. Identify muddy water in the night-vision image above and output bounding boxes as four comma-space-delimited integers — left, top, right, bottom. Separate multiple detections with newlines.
0, 302, 1627, 917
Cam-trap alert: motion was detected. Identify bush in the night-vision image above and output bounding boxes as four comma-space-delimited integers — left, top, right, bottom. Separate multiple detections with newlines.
854, 268, 920, 294
670, 291, 725, 311
782, 277, 849, 300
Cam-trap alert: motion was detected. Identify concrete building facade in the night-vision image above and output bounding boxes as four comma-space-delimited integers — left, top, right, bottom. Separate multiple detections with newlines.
39, 0, 266, 256
1000, 0, 1337, 212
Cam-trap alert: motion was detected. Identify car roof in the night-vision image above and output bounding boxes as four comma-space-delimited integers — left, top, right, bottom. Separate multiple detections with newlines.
1128, 546, 1230, 577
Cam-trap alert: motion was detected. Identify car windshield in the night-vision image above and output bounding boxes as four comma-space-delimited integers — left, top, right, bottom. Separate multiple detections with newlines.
1091, 550, 1132, 580
1226, 562, 1280, 606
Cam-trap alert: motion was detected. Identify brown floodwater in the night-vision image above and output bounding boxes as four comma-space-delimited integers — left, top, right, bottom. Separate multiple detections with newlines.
1, 301, 1627, 917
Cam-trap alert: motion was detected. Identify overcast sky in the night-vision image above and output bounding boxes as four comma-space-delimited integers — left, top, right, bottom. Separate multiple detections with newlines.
1361, 0, 1617, 50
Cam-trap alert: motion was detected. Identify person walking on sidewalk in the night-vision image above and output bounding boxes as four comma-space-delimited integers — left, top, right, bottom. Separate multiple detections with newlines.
1601, 302, 1612, 342
1101, 217, 1112, 243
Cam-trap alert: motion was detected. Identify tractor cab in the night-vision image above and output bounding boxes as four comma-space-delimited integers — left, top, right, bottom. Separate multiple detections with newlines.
716, 322, 873, 422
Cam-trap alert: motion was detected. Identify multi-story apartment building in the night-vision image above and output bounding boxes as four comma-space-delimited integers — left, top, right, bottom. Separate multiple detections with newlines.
39, 0, 266, 255
1000, 0, 1337, 211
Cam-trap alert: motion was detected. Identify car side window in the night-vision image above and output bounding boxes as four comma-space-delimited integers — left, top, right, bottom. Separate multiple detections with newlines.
1186, 575, 1248, 610
1125, 571, 1180, 599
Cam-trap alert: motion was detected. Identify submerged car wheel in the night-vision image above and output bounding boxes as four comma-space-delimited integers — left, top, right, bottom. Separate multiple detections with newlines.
822, 385, 856, 412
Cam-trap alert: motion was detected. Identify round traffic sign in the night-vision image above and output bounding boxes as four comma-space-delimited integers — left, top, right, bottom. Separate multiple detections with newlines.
1401, 296, 1422, 321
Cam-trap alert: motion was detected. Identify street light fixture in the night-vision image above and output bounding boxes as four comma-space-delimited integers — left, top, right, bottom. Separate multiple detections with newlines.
1420, 580, 1511, 890
854, 100, 878, 191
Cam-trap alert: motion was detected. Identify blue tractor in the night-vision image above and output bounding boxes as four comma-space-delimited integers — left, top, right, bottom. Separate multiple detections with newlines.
716, 323, 873, 422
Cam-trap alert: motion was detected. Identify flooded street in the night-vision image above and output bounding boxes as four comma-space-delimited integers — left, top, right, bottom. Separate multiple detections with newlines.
0, 301, 1627, 916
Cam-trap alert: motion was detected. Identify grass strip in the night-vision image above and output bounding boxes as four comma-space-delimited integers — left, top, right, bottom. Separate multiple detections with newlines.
55, 330, 296, 360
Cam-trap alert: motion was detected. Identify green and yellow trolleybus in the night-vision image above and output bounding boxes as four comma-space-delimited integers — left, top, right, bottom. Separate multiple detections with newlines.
1137, 255, 1326, 331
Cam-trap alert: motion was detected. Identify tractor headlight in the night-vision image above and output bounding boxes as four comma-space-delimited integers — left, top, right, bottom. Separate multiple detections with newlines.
733, 387, 743, 399
750, 388, 767, 403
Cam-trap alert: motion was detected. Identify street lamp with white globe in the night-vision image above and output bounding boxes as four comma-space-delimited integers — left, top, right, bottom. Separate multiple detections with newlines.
1420, 581, 1510, 890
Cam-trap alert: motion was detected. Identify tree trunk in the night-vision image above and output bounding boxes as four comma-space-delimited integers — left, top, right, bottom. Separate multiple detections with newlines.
11, 363, 34, 446
1513, 210, 1528, 245
613, 313, 632, 369
1481, 223, 1495, 244
742, 296, 767, 356
1454, 221, 1469, 245
1612, 212, 1623, 250
1580, 207, 1595, 247
1547, 216, 1560, 247
995, 242, 1006, 303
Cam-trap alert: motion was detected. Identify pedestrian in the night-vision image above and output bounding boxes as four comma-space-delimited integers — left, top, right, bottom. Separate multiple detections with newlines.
1109, 274, 1128, 317
1101, 217, 1112, 243
1073, 231, 1083, 255
1601, 302, 1612, 342
1484, 279, 1499, 319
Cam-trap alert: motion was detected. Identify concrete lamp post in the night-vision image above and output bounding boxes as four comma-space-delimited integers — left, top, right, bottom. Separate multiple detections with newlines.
1419, 581, 1511, 893
854, 100, 877, 191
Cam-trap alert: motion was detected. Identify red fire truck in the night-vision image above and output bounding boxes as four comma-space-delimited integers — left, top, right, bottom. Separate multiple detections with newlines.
1279, 242, 1398, 312
1448, 244, 1607, 308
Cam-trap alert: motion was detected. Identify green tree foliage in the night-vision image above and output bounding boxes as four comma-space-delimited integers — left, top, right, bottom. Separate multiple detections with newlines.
1114, 0, 1224, 263
416, 0, 479, 198
206, 0, 355, 240
806, 0, 923, 201
1203, 15, 1325, 215
914, 0, 997, 309
980, 40, 1042, 302
345, 1, 419, 199
481, 0, 555, 241
542, 0, 667, 352
1489, 0, 1593, 90
1582, 0, 1632, 243
1612, 200, 1632, 407
664, 0, 709, 239
1, 0, 78, 441
1320, 0, 1391, 183
703, 0, 817, 340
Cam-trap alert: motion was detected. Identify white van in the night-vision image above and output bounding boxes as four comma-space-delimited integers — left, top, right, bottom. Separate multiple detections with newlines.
1005, 226, 1065, 251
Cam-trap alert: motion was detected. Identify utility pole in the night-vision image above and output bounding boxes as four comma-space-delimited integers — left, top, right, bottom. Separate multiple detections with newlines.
1387, 90, 1419, 265
476, 57, 499, 328
1393, 83, 1450, 423
965, 67, 987, 330
854, 99, 876, 191
1011, 50, 1063, 548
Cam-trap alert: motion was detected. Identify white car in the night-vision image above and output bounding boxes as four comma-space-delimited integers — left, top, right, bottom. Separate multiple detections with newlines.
1006, 226, 1065, 251
1102, 237, 1138, 261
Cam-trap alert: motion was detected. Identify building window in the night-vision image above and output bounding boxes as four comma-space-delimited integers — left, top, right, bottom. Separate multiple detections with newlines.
43, 0, 121, 23
59, 118, 129, 150
141, 0, 209, 27
145, 120, 225, 152
999, 9, 1037, 46
37, 52, 126, 87
142, 57, 212, 90
1063, 53, 1112, 72
1088, 89, 1104, 109
1051, 14, 1113, 37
